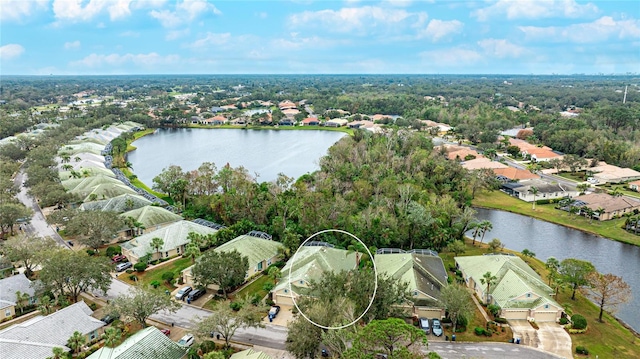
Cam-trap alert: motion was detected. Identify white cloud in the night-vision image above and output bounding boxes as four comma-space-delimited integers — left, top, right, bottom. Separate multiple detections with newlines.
419, 47, 483, 66
519, 16, 640, 43
477, 38, 527, 58
473, 0, 599, 21
0, 44, 25, 60
166, 29, 190, 40
120, 31, 140, 37
51, 0, 135, 22
419, 19, 464, 41
0, 0, 48, 22
71, 52, 180, 68
150, 0, 221, 28
187, 33, 233, 48
289, 6, 424, 34
384, 0, 414, 7
64, 41, 81, 50
270, 35, 345, 51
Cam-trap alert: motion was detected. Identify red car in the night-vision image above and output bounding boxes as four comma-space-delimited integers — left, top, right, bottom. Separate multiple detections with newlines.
111, 254, 127, 263
160, 329, 171, 336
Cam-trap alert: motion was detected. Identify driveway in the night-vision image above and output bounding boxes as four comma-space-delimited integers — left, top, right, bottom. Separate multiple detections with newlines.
509, 320, 572, 359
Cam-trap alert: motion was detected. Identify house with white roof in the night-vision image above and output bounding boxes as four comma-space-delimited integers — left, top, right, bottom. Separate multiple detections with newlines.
0, 274, 36, 321
87, 326, 186, 359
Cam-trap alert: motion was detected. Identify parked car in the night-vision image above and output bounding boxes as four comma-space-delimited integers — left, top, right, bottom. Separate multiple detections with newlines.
177, 334, 195, 347
419, 317, 430, 335
175, 286, 192, 300
268, 305, 280, 319
160, 329, 171, 336
431, 318, 443, 337
111, 254, 127, 263
186, 288, 205, 301
115, 262, 132, 272
100, 313, 120, 325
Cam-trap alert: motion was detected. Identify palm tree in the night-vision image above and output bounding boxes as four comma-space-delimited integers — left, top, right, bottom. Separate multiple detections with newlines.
545, 257, 560, 286
39, 295, 53, 315
594, 207, 606, 221
102, 327, 122, 348
477, 220, 492, 244
51, 346, 66, 359
569, 205, 579, 218
470, 222, 481, 245
480, 271, 498, 304
267, 266, 282, 284
577, 183, 589, 194
529, 186, 539, 210
151, 237, 164, 261
67, 331, 86, 356
184, 243, 201, 264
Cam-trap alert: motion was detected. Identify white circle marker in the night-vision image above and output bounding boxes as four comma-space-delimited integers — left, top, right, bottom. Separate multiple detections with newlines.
288, 229, 378, 330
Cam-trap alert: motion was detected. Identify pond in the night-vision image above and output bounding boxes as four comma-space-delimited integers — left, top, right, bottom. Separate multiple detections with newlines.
127, 128, 346, 185
473, 208, 640, 332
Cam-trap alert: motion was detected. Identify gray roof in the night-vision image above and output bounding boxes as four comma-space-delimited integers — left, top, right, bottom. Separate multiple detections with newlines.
121, 220, 217, 258
0, 274, 35, 306
87, 327, 186, 359
0, 301, 104, 359
0, 339, 68, 359
502, 179, 570, 194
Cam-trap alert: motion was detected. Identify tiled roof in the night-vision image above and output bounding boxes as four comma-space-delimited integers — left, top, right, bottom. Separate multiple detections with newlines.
80, 194, 152, 212
0, 274, 35, 305
375, 253, 448, 302
231, 349, 273, 359
0, 339, 68, 359
120, 206, 182, 228
121, 220, 217, 258
87, 327, 186, 359
574, 193, 640, 213
493, 167, 540, 180
215, 235, 282, 269
461, 158, 508, 170
0, 301, 104, 359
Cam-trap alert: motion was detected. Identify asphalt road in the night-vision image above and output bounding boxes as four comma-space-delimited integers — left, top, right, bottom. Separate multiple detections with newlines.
14, 170, 67, 247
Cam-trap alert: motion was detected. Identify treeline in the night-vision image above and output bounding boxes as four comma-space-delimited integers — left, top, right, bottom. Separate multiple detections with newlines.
156, 130, 486, 251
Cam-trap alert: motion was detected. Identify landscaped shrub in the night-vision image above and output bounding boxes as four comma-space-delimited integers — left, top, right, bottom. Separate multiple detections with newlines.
125, 269, 134, 274
134, 262, 147, 272
128, 274, 138, 281
251, 293, 262, 306
494, 317, 508, 324
559, 317, 569, 325
474, 327, 485, 336
572, 314, 587, 330
86, 249, 96, 256
150, 280, 161, 288
576, 346, 589, 355
106, 246, 122, 257
229, 301, 242, 311
88, 303, 97, 311
263, 282, 275, 291
265, 299, 275, 306
162, 271, 175, 285
484, 329, 493, 337
487, 304, 500, 317
427, 352, 442, 359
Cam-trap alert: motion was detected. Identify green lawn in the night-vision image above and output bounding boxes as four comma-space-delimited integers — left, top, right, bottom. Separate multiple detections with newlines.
441, 239, 640, 356
233, 275, 272, 301
472, 190, 640, 247
118, 257, 193, 290
120, 167, 172, 203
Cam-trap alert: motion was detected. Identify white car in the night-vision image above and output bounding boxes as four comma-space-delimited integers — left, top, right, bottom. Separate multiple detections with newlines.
587, 177, 599, 184
177, 333, 194, 347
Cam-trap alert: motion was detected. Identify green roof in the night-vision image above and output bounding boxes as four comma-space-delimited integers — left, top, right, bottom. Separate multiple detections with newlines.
455, 255, 561, 310
375, 253, 447, 302
59, 166, 115, 181
58, 142, 105, 156
214, 234, 283, 269
80, 194, 153, 213
230, 349, 273, 359
120, 206, 182, 228
274, 246, 357, 294
121, 220, 217, 258
87, 327, 186, 359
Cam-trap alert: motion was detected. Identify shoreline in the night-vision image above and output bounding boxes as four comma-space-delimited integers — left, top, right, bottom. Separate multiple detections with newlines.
165, 123, 355, 135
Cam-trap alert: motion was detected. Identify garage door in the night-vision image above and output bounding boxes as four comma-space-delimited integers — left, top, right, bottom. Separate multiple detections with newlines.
275, 294, 294, 306
534, 311, 558, 322
502, 310, 528, 320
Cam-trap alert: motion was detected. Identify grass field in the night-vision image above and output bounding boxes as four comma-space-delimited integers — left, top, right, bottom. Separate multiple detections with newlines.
233, 275, 271, 301
472, 190, 640, 247
118, 257, 193, 290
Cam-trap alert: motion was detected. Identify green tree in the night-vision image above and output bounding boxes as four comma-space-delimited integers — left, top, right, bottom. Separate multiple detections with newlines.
108, 285, 180, 327
0, 202, 33, 236
14, 290, 30, 314
577, 183, 589, 195
439, 284, 474, 334
39, 295, 54, 315
477, 220, 492, 244
487, 238, 503, 253
343, 318, 428, 359
521, 248, 536, 259
286, 304, 324, 359
2, 236, 54, 278
151, 237, 164, 260
446, 240, 466, 257
194, 303, 265, 348
152, 164, 186, 199
184, 243, 201, 264
191, 249, 249, 298
529, 186, 539, 210
267, 266, 281, 284
66, 330, 86, 355
62, 210, 125, 250
39, 249, 112, 302
102, 327, 122, 348
50, 346, 67, 359
560, 258, 596, 300
480, 271, 497, 304
545, 257, 560, 286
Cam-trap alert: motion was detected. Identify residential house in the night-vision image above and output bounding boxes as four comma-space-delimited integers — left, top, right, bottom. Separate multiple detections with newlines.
527, 148, 563, 162
278, 100, 297, 110
324, 119, 348, 128
589, 162, 640, 184
455, 254, 563, 322
272, 243, 357, 307
79, 193, 152, 213
421, 120, 452, 135
629, 180, 640, 191
301, 117, 319, 126
375, 249, 448, 319
501, 179, 579, 202
220, 104, 237, 111
347, 120, 375, 129
121, 220, 218, 263
182, 233, 283, 289
371, 114, 392, 123
493, 167, 540, 182
119, 206, 183, 237
278, 118, 295, 126
282, 108, 300, 119
571, 193, 640, 221
0, 274, 36, 321
446, 148, 483, 161
87, 326, 187, 359
0, 301, 105, 359
461, 158, 509, 171
231, 349, 273, 359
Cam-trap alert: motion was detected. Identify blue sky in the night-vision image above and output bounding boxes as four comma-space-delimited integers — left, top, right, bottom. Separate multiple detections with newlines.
1, 0, 638, 75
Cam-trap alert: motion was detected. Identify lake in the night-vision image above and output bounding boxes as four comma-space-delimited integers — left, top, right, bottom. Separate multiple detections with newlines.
473, 208, 640, 332
127, 128, 346, 185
